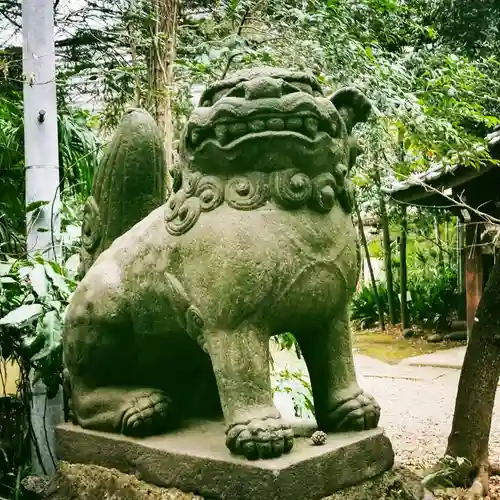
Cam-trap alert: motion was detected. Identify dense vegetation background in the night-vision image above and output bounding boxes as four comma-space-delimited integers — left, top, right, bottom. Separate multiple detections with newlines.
1, 0, 500, 497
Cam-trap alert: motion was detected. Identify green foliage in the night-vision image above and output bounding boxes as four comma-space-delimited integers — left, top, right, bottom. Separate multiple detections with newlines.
0, 0, 497, 487
434, 0, 500, 56
0, 251, 77, 496
272, 368, 315, 420
0, 94, 24, 255
0, 94, 101, 259
368, 239, 383, 258
274, 332, 302, 358
350, 282, 389, 329
0, 254, 77, 396
352, 261, 459, 331
407, 264, 458, 329
2, 0, 496, 187
58, 110, 103, 198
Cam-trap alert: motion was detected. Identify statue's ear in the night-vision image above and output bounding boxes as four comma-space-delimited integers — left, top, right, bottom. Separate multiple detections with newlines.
329, 87, 372, 134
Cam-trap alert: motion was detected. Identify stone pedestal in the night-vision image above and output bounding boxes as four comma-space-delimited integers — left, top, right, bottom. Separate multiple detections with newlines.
56, 420, 394, 500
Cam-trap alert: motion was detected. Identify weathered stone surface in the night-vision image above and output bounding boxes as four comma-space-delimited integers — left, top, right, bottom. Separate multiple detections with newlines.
23, 464, 426, 500
450, 320, 467, 331
25, 463, 419, 500
22, 463, 203, 500
78, 108, 167, 278
427, 333, 444, 343
403, 328, 415, 339
56, 421, 394, 500
324, 465, 426, 500
443, 330, 467, 341
63, 66, 385, 463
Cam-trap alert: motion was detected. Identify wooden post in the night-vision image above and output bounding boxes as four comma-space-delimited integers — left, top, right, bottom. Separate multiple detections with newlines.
465, 221, 484, 338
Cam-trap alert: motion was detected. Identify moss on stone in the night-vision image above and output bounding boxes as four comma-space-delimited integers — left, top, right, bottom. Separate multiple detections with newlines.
32, 462, 203, 500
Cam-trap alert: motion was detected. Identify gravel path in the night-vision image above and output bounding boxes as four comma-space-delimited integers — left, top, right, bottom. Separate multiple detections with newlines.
362, 369, 500, 469
271, 343, 500, 470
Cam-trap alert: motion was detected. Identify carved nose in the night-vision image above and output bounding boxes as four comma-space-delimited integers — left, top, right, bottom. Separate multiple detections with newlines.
240, 77, 285, 100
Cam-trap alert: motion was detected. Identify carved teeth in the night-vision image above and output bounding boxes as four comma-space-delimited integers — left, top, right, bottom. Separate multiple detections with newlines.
267, 118, 285, 131
229, 122, 247, 137
304, 117, 318, 136
248, 119, 266, 132
286, 117, 303, 131
210, 115, 323, 145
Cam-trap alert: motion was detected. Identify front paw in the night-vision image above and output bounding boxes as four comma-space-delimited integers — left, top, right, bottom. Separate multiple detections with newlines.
225, 416, 294, 460
325, 389, 380, 432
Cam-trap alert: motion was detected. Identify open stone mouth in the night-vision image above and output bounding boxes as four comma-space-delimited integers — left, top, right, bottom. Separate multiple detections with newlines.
188, 112, 333, 150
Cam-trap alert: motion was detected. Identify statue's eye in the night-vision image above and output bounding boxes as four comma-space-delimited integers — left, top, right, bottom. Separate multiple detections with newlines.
225, 84, 246, 99
287, 82, 314, 95
210, 88, 233, 104
202, 100, 211, 107
82, 221, 91, 236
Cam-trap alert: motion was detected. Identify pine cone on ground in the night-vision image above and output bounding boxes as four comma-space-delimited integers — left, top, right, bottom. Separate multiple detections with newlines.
311, 430, 327, 445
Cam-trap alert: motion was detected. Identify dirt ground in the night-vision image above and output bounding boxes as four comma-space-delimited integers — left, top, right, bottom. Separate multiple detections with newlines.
353, 327, 466, 364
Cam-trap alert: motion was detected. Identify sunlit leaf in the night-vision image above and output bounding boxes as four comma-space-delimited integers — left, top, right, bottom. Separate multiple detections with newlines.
0, 303, 43, 326
31, 310, 62, 361
29, 264, 49, 298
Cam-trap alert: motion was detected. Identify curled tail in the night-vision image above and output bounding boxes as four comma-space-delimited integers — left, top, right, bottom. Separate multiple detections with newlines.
78, 108, 167, 278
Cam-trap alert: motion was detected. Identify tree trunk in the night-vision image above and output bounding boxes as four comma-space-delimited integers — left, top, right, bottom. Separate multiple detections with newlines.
354, 196, 386, 331
22, 0, 63, 476
434, 215, 444, 268
375, 167, 397, 325
127, 21, 142, 107
444, 245, 500, 494
400, 206, 410, 331
148, 0, 179, 190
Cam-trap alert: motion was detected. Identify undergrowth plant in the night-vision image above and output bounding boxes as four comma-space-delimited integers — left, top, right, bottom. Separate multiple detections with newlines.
0, 252, 78, 496
351, 263, 459, 330
0, 195, 82, 497
272, 368, 315, 420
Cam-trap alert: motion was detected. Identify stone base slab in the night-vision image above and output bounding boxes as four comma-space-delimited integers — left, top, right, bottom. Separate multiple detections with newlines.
56, 421, 394, 500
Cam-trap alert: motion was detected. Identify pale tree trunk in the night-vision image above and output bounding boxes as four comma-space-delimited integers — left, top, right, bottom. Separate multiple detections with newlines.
445, 218, 449, 265
434, 215, 444, 268
374, 165, 397, 325
149, 0, 179, 192
399, 206, 410, 331
127, 21, 142, 107
22, 0, 63, 476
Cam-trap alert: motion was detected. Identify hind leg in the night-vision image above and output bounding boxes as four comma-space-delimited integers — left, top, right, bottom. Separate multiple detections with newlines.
69, 379, 176, 436
64, 307, 177, 436
295, 309, 380, 432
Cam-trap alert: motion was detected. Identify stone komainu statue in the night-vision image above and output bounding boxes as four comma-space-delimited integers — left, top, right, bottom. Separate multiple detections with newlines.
63, 67, 381, 461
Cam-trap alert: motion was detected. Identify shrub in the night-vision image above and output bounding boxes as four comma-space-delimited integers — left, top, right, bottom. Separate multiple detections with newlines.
350, 282, 389, 329
351, 264, 459, 330
407, 264, 458, 329
0, 253, 77, 495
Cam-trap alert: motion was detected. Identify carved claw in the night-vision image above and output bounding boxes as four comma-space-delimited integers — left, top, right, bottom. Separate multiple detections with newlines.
325, 390, 380, 432
225, 417, 294, 460
120, 390, 173, 437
